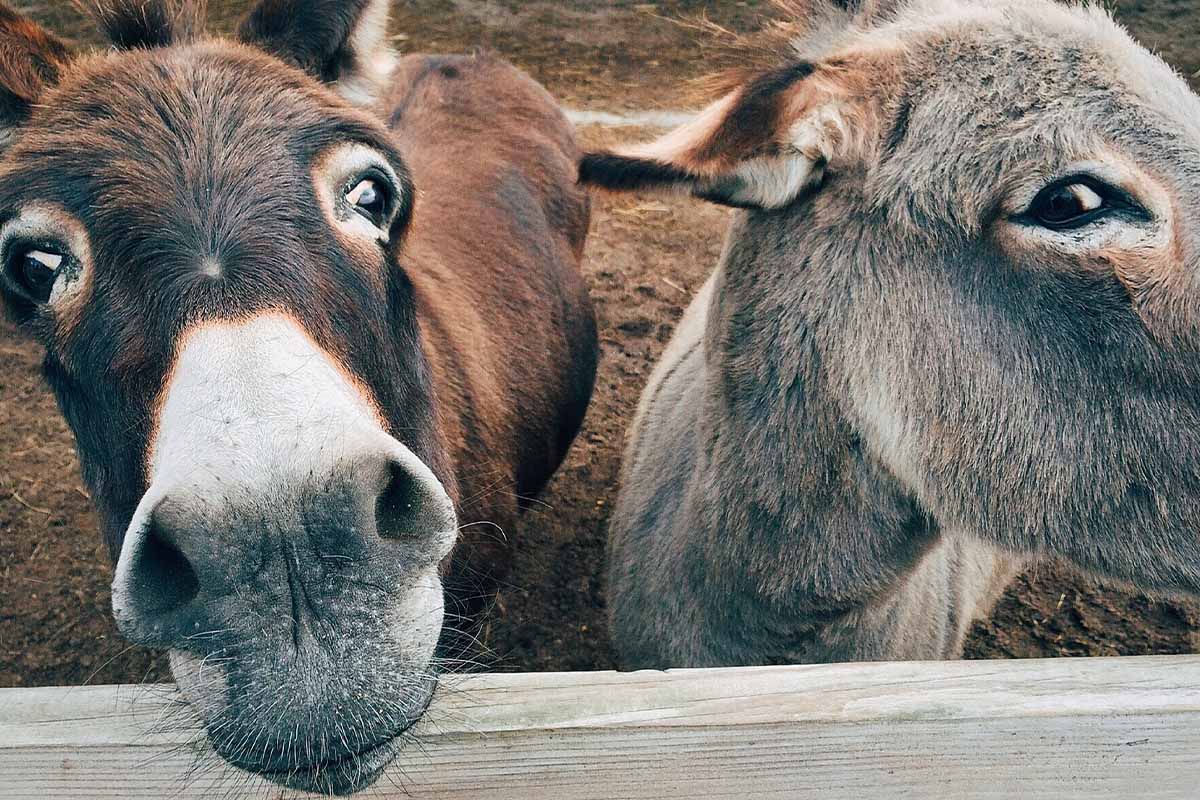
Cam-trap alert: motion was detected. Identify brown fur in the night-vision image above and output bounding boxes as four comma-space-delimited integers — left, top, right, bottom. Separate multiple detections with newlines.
387, 52, 598, 584
239, 0, 392, 87
74, 0, 205, 48
1, 14, 594, 586
0, 7, 69, 127
0, 1, 596, 792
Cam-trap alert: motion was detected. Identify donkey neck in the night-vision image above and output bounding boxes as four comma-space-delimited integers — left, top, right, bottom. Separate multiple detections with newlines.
683, 211, 966, 656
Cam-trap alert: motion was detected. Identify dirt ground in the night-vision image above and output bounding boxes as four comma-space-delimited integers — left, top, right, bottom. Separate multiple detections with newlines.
3, 0, 1200, 688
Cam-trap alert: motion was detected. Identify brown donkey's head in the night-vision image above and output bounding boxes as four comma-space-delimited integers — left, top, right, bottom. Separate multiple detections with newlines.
0, 0, 457, 793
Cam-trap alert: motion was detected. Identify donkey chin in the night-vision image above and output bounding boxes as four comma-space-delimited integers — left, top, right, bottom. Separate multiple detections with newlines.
166, 580, 444, 795
166, 584, 442, 795
108, 315, 460, 795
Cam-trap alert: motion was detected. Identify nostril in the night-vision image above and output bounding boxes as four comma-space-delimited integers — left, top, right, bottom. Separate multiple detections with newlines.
376, 461, 425, 539
130, 519, 201, 615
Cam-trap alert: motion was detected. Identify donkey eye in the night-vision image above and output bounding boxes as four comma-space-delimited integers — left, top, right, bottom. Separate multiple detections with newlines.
1027, 180, 1115, 230
10, 247, 63, 303
346, 175, 392, 228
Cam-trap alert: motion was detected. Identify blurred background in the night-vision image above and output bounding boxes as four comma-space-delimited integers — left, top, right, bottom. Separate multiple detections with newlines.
3, 0, 1199, 688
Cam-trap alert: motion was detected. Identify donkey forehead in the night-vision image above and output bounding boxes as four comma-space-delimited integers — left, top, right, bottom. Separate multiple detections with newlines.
0, 45, 415, 310
0, 44, 412, 364
861, 2, 1200, 214
890, 1, 1200, 134
2, 44, 401, 214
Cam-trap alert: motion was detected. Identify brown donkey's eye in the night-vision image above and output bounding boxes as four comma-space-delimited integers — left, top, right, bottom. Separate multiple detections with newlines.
346, 176, 392, 229
13, 247, 63, 303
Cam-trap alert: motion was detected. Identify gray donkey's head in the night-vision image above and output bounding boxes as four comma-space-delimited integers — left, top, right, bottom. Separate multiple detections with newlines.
583, 0, 1200, 596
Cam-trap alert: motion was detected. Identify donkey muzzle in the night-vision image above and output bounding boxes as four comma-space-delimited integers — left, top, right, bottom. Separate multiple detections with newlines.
107, 313, 456, 793
111, 440, 455, 646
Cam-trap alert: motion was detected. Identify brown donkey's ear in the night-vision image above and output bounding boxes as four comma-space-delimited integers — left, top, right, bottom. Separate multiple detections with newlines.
0, 4, 70, 146
238, 0, 396, 105
77, 0, 204, 50
580, 58, 882, 210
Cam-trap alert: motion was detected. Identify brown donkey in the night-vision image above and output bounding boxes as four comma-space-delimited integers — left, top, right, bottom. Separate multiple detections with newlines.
0, 0, 596, 793
584, 0, 1200, 669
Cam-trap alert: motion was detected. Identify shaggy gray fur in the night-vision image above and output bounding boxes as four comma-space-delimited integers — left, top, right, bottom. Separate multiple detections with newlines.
603, 0, 1200, 668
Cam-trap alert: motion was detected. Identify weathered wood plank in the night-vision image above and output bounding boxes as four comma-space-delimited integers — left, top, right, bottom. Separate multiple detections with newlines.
2, 656, 1199, 799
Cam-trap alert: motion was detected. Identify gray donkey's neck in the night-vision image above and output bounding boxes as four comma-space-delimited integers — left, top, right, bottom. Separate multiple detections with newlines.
608, 213, 1016, 668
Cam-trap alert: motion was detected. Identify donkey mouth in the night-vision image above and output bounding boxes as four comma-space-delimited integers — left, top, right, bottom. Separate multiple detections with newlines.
253, 735, 402, 796
221, 676, 438, 796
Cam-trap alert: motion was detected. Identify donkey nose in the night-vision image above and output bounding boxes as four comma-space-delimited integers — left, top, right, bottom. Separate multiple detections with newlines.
111, 445, 457, 648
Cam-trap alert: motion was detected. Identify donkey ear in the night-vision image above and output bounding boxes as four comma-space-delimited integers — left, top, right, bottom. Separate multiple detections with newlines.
580, 60, 879, 210
78, 0, 204, 49
238, 0, 396, 105
0, 4, 70, 146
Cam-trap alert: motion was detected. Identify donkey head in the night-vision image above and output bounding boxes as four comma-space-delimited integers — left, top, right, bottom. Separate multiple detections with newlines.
584, 0, 1200, 597
0, 0, 455, 793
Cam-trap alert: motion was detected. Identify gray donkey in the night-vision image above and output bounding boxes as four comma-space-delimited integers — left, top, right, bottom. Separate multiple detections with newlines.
581, 0, 1200, 668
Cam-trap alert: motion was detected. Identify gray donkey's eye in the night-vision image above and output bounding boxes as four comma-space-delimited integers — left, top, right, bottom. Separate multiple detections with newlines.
1026, 177, 1137, 231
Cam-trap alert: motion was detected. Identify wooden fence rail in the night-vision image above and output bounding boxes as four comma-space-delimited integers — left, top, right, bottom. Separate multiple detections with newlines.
2, 655, 1199, 799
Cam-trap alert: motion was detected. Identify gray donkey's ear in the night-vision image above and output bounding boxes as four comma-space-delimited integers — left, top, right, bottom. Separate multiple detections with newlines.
238, 0, 396, 105
0, 3, 70, 148
580, 55, 884, 210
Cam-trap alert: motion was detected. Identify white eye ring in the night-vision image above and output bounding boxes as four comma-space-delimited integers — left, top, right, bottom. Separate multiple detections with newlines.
314, 143, 404, 245
0, 205, 93, 308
